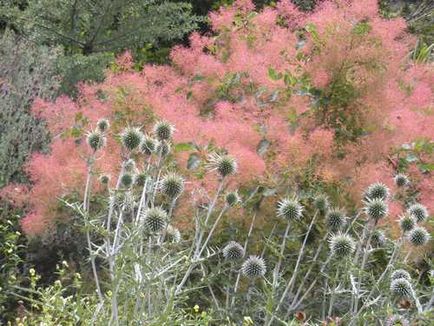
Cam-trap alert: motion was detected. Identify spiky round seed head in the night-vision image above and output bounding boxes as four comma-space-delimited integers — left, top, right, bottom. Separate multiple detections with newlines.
329, 234, 356, 258
207, 153, 237, 178
160, 173, 184, 198
225, 191, 241, 207
371, 230, 386, 247
394, 174, 409, 187
277, 198, 303, 220
390, 278, 413, 298
96, 118, 110, 133
326, 209, 346, 231
142, 208, 167, 233
407, 203, 428, 223
407, 226, 430, 247
121, 127, 143, 151
135, 172, 148, 187
153, 121, 174, 141
399, 215, 416, 233
156, 141, 171, 157
222, 241, 245, 260
364, 182, 390, 201
122, 159, 136, 173
314, 194, 329, 212
87, 131, 106, 151
165, 225, 181, 243
140, 136, 157, 155
364, 198, 388, 220
391, 269, 411, 282
120, 173, 134, 188
99, 174, 110, 185
241, 256, 266, 278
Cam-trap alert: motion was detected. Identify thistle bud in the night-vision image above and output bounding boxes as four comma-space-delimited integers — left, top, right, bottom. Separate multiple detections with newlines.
96, 118, 110, 133
399, 215, 416, 233
371, 230, 386, 247
140, 136, 157, 156
87, 131, 106, 151
225, 191, 241, 207
156, 141, 171, 157
135, 172, 148, 187
207, 153, 237, 178
277, 197, 303, 220
160, 173, 184, 199
391, 269, 411, 282
121, 127, 143, 151
153, 121, 174, 141
222, 241, 245, 260
329, 233, 355, 258
99, 174, 110, 185
165, 225, 181, 243
364, 183, 390, 201
364, 198, 388, 221
407, 203, 428, 223
326, 209, 346, 231
314, 194, 329, 213
394, 174, 409, 187
142, 208, 167, 233
407, 226, 430, 247
120, 173, 134, 188
390, 278, 413, 298
241, 256, 266, 278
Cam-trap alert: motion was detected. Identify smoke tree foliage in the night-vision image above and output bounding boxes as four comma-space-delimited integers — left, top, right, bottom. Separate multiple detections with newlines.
1, 0, 432, 236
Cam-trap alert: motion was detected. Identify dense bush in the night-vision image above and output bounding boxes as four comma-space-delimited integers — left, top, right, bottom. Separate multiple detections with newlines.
4, 0, 432, 237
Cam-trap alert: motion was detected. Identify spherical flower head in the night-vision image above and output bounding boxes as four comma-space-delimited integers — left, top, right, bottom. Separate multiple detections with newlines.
121, 127, 143, 151
135, 172, 148, 187
364, 182, 390, 201
407, 226, 430, 247
277, 197, 303, 220
99, 174, 110, 185
165, 225, 181, 243
399, 215, 416, 233
140, 136, 157, 156
390, 278, 413, 298
120, 173, 134, 188
222, 241, 245, 261
394, 174, 409, 187
160, 173, 184, 199
225, 191, 241, 207
391, 269, 411, 282
153, 120, 174, 141
142, 207, 167, 233
364, 198, 388, 221
122, 159, 136, 173
371, 230, 386, 247
326, 209, 346, 231
314, 194, 329, 213
407, 203, 428, 223
207, 153, 237, 178
96, 118, 110, 133
241, 256, 266, 278
329, 233, 355, 258
156, 141, 171, 157
87, 130, 106, 151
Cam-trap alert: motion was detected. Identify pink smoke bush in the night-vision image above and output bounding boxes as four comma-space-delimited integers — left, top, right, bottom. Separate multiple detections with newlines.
8, 0, 432, 235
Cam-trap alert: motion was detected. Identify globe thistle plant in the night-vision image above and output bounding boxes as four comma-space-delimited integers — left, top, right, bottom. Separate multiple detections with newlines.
364, 198, 388, 221
399, 215, 416, 233
371, 230, 386, 247
241, 256, 266, 278
391, 269, 411, 282
326, 209, 346, 231
121, 127, 143, 151
407, 226, 430, 247
165, 225, 181, 243
329, 233, 356, 258
122, 159, 136, 173
156, 141, 171, 157
140, 136, 157, 156
99, 174, 110, 185
153, 120, 174, 141
277, 197, 303, 220
207, 153, 237, 178
390, 278, 413, 298
120, 173, 134, 188
135, 172, 148, 187
394, 174, 409, 187
160, 173, 184, 199
96, 118, 110, 133
407, 203, 428, 223
364, 182, 390, 201
314, 194, 329, 213
142, 208, 167, 233
225, 191, 241, 207
87, 130, 106, 151
222, 241, 245, 261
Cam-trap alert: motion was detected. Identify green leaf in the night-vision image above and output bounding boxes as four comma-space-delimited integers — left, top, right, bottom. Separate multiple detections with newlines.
174, 142, 196, 152
268, 67, 282, 81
